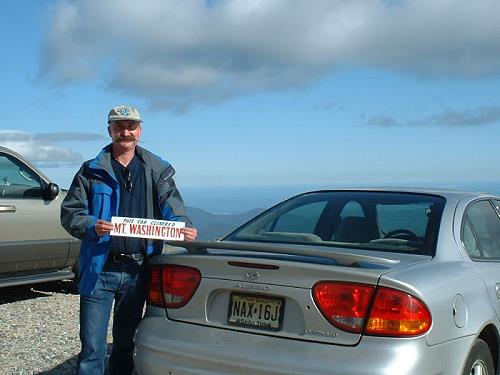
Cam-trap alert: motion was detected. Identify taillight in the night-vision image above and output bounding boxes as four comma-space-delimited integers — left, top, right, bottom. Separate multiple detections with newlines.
146, 265, 201, 308
312, 282, 432, 337
312, 282, 375, 333
146, 267, 164, 307
365, 287, 432, 337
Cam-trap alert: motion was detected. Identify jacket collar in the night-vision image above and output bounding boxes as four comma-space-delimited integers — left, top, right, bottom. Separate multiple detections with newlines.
88, 144, 114, 178
135, 145, 172, 174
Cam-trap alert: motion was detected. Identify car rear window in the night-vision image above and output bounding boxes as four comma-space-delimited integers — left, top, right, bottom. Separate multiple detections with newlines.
226, 191, 445, 256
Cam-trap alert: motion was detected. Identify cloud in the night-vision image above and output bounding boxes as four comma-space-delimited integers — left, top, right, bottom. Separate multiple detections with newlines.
40, 0, 500, 110
1, 131, 106, 143
411, 106, 500, 127
0, 130, 106, 167
366, 114, 402, 127
367, 104, 500, 127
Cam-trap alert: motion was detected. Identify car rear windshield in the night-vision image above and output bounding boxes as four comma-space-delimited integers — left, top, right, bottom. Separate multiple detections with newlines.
225, 191, 446, 256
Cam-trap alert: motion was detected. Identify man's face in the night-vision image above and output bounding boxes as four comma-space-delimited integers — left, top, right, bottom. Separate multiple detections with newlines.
108, 120, 142, 150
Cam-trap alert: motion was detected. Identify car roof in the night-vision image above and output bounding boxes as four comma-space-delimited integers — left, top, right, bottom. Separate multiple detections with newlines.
296, 187, 498, 203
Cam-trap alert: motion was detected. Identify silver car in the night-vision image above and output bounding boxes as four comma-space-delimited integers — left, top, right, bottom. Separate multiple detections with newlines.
0, 146, 79, 287
134, 189, 500, 375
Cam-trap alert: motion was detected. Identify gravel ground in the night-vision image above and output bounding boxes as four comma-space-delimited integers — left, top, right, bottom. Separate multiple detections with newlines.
0, 280, 113, 375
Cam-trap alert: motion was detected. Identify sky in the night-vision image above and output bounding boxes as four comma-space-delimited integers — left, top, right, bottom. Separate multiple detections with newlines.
1, 0, 500, 198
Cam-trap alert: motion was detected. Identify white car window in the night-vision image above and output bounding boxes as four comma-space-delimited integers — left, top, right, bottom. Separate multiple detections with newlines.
228, 191, 445, 255
376, 202, 431, 238
465, 200, 500, 260
494, 200, 500, 215
272, 201, 328, 233
462, 219, 481, 258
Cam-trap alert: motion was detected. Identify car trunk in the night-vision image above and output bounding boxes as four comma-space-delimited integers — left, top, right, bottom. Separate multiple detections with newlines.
148, 241, 431, 346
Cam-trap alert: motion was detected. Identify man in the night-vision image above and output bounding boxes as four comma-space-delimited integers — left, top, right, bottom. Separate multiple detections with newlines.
61, 104, 197, 375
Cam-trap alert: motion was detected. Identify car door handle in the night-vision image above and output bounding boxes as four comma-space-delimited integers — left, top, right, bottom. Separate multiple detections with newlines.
496, 284, 500, 299
0, 205, 16, 213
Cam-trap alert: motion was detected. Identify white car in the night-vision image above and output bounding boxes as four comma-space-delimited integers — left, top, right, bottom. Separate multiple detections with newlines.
134, 188, 500, 375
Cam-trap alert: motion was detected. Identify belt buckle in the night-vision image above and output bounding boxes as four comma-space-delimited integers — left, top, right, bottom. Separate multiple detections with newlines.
130, 253, 143, 262
108, 252, 144, 265
126, 253, 144, 265
134, 254, 144, 265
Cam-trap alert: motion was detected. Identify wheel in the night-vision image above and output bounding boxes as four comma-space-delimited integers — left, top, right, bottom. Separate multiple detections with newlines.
383, 229, 419, 241
462, 339, 494, 375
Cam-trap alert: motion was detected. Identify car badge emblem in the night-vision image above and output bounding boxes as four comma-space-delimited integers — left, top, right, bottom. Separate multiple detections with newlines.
244, 271, 260, 280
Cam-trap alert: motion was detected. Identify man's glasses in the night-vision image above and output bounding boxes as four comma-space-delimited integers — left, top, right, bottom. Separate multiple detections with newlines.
123, 168, 132, 192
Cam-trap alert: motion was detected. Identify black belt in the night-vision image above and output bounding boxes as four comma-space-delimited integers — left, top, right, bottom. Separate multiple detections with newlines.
108, 252, 144, 263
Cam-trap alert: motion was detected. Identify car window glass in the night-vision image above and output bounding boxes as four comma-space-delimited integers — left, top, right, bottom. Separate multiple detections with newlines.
272, 201, 327, 233
494, 200, 500, 215
466, 200, 500, 260
227, 191, 445, 255
376, 202, 430, 238
462, 219, 481, 258
231, 195, 329, 243
0, 153, 42, 198
339, 201, 364, 218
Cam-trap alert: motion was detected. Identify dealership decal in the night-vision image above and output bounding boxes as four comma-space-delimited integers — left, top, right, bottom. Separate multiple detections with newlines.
110, 216, 185, 240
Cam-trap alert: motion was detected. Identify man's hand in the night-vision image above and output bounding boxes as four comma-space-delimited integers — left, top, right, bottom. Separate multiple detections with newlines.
95, 220, 114, 237
181, 227, 197, 241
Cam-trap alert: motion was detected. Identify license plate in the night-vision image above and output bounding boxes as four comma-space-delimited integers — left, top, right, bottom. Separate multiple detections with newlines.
227, 293, 284, 331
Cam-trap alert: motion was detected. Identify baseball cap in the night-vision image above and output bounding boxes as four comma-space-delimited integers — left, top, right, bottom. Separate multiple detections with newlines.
108, 105, 142, 123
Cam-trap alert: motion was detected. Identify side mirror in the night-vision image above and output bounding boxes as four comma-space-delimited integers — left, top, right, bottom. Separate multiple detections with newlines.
44, 182, 60, 200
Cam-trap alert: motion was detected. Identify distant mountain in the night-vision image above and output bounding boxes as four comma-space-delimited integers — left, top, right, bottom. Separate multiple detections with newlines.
186, 206, 264, 240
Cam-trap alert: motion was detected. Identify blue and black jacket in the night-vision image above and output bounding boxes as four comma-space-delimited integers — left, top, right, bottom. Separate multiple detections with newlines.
60, 144, 191, 296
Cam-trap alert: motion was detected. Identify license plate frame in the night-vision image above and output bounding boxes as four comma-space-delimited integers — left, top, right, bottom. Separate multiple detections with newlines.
227, 292, 285, 331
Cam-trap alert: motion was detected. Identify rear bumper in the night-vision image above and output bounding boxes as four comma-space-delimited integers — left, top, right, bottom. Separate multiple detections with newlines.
134, 315, 474, 375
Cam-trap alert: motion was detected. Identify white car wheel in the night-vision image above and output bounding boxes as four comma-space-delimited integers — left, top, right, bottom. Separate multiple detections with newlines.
463, 339, 494, 375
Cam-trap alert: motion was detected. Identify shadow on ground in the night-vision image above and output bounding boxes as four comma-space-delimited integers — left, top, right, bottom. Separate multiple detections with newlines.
35, 344, 114, 375
35, 355, 78, 375
0, 279, 78, 305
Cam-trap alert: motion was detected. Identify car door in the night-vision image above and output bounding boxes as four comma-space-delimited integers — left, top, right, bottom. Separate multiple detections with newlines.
0, 151, 69, 276
461, 199, 500, 319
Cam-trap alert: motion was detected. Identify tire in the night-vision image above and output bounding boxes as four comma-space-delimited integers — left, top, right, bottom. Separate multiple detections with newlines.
462, 339, 495, 375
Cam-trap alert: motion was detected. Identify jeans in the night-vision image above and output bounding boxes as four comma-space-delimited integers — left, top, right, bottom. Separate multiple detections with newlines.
77, 258, 146, 375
